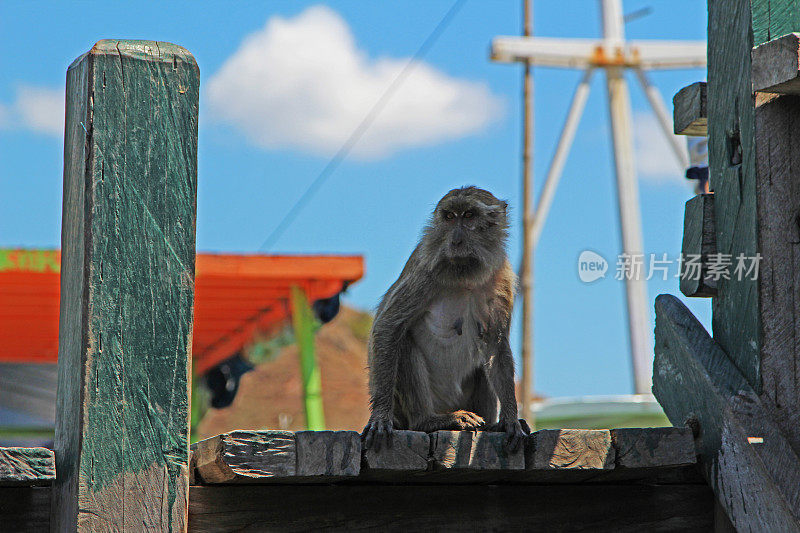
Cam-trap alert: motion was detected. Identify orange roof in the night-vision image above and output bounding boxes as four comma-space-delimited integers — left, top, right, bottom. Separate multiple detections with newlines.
0, 249, 364, 375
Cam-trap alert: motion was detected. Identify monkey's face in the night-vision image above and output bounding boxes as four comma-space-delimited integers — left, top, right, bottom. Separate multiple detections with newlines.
426, 187, 509, 276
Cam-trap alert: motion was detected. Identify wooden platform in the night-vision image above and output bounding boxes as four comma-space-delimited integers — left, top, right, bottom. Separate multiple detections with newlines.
0, 428, 717, 531
184, 427, 715, 531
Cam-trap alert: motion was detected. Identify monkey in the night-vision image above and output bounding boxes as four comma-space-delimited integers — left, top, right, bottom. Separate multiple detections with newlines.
362, 186, 527, 452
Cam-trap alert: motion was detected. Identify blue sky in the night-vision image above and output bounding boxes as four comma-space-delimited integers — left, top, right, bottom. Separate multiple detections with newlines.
0, 0, 710, 398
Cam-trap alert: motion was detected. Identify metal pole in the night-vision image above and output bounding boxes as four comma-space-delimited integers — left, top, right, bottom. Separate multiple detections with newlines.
602, 0, 652, 395
520, 0, 535, 425
532, 68, 594, 246
633, 68, 689, 169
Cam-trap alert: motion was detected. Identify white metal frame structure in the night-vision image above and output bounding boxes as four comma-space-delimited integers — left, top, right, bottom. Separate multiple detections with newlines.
492, 0, 706, 394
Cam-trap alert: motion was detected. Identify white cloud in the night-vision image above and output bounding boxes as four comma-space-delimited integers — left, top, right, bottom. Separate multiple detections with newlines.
1, 86, 64, 136
206, 5, 503, 159
633, 111, 686, 184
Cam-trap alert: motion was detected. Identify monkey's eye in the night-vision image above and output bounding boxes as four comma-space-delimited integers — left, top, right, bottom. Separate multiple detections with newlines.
444, 211, 455, 220
463, 211, 474, 219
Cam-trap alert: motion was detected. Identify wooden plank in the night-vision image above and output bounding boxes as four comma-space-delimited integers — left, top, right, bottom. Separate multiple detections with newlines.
430, 431, 524, 471
188, 484, 715, 532
610, 428, 695, 469
53, 40, 199, 532
752, 33, 800, 94
528, 429, 614, 470
0, 447, 55, 486
653, 294, 800, 531
679, 194, 717, 298
752, 0, 800, 46
754, 92, 800, 454
192, 431, 295, 484
361, 430, 429, 477
707, 0, 760, 391
295, 430, 361, 477
0, 487, 50, 531
191, 429, 697, 485
673, 82, 707, 136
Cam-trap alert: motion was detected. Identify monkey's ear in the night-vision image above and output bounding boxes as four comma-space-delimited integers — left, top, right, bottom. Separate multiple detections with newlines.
500, 201, 508, 212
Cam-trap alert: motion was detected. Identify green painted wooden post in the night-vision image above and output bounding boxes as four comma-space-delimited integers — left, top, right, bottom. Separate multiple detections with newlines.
706, 0, 760, 389
53, 40, 199, 531
290, 286, 326, 430
705, 0, 800, 450
657, 1, 800, 527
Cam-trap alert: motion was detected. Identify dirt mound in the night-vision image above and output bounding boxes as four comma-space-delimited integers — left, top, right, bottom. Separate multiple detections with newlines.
196, 306, 372, 439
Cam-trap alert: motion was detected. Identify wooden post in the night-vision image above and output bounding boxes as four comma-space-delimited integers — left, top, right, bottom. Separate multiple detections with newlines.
707, 0, 800, 451
657, 1, 800, 528
53, 40, 199, 531
290, 285, 325, 430
519, 0, 535, 425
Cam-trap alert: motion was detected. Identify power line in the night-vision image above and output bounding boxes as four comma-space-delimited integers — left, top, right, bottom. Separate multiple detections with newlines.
258, 0, 467, 251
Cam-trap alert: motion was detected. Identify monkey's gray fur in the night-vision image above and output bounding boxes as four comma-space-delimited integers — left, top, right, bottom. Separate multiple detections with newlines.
363, 186, 527, 451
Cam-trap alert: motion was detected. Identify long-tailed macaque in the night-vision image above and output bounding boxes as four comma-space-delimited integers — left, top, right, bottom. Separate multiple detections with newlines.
363, 186, 527, 451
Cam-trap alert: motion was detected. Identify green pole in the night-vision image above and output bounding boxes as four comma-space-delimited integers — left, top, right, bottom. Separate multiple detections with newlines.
290, 285, 326, 430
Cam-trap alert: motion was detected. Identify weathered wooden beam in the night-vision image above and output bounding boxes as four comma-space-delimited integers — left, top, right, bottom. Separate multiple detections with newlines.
192, 431, 295, 484
361, 430, 429, 478
53, 40, 199, 531
295, 430, 361, 478
653, 294, 800, 531
528, 429, 614, 470
0, 448, 55, 487
707, 0, 761, 393
752, 33, 800, 94
188, 484, 715, 532
752, 1, 800, 46
610, 428, 695, 469
191, 428, 697, 485
430, 431, 524, 474
753, 91, 800, 454
673, 82, 707, 136
679, 194, 717, 298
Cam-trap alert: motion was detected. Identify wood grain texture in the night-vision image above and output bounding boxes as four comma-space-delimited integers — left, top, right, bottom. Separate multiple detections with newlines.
295, 430, 361, 477
0, 487, 50, 531
752, 0, 800, 46
653, 294, 800, 531
361, 430, 429, 475
430, 431, 524, 471
708, 0, 760, 391
192, 431, 295, 484
528, 429, 614, 471
673, 82, 707, 136
754, 92, 800, 454
610, 428, 696, 469
53, 39, 199, 532
188, 484, 714, 532
190, 429, 697, 485
0, 448, 55, 487
752, 33, 800, 93
680, 194, 717, 297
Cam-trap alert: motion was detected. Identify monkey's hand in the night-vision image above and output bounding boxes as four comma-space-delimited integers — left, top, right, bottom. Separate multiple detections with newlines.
362, 415, 394, 451
487, 417, 527, 452
449, 410, 485, 430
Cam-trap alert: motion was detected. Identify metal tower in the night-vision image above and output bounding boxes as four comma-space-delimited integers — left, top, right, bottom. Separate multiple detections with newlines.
491, 0, 706, 394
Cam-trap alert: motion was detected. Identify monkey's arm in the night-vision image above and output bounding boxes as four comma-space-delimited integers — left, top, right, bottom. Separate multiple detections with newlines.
363, 257, 431, 450
487, 336, 527, 451
363, 322, 412, 451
